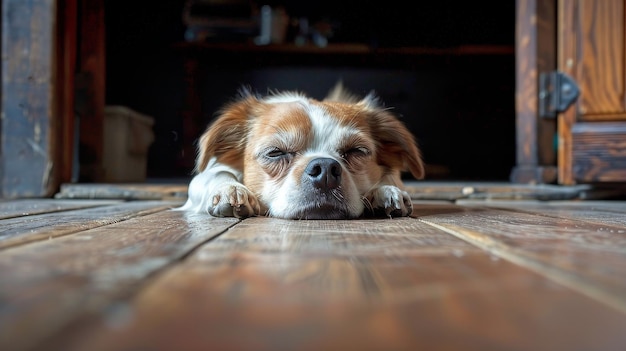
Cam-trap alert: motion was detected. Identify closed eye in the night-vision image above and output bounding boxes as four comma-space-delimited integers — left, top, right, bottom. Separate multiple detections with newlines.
340, 147, 370, 160
257, 147, 295, 178
263, 147, 297, 162
267, 148, 287, 158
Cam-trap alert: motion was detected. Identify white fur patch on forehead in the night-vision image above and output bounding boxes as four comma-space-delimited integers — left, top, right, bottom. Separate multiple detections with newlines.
306, 103, 358, 153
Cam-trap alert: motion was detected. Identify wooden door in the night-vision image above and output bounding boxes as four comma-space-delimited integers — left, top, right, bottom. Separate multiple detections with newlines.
558, 0, 626, 184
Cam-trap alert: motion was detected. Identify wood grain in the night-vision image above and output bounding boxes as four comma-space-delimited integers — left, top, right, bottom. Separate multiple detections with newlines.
55, 183, 188, 200
558, 0, 626, 184
511, 0, 558, 184
417, 203, 626, 313
1, 0, 59, 197
459, 200, 626, 227
0, 200, 181, 249
558, 0, 578, 185
0, 199, 118, 220
571, 122, 626, 181
456, 200, 626, 214
404, 181, 588, 201
38, 216, 626, 351
0, 209, 238, 351
579, 0, 625, 116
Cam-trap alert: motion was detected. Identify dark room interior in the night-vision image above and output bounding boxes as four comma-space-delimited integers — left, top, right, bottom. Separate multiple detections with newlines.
104, 0, 516, 182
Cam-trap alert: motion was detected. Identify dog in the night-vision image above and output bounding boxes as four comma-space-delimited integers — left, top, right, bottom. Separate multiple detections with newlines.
177, 83, 424, 219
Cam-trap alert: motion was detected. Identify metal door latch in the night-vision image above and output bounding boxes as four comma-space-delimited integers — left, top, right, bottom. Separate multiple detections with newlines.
539, 71, 580, 118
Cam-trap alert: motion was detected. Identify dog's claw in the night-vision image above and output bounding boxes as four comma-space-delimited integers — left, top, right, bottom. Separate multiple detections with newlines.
365, 185, 413, 218
205, 183, 260, 218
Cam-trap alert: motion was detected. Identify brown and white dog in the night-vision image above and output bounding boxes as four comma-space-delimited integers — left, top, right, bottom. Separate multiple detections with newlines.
178, 83, 424, 219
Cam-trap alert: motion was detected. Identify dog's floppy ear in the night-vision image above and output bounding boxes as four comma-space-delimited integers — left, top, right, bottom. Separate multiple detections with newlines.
360, 94, 425, 180
194, 92, 258, 173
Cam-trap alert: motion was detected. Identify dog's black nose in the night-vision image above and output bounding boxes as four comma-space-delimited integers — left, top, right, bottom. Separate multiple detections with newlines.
304, 158, 342, 190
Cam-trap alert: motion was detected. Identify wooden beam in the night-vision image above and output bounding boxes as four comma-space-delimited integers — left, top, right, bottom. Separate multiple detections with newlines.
75, 0, 105, 182
510, 0, 558, 184
55, 0, 78, 186
557, 0, 577, 185
1, 0, 71, 198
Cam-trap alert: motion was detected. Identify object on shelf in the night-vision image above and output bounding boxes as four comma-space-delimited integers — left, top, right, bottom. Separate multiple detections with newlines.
182, 0, 258, 42
292, 17, 337, 47
254, 5, 289, 45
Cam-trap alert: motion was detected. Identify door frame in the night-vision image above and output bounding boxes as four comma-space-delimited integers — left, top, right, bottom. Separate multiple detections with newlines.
0, 0, 104, 198
510, 0, 558, 184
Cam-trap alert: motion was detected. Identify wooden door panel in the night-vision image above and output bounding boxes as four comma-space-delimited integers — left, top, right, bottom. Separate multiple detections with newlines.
559, 0, 626, 184
578, 0, 626, 119
572, 122, 626, 181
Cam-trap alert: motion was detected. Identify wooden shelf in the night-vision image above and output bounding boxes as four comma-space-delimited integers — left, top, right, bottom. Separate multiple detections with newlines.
173, 41, 514, 56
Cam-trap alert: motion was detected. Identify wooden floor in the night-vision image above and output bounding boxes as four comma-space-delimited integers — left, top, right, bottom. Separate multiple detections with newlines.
2, 186, 626, 351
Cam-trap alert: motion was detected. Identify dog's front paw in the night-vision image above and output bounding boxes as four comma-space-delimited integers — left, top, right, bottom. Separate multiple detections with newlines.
364, 185, 413, 218
208, 183, 261, 218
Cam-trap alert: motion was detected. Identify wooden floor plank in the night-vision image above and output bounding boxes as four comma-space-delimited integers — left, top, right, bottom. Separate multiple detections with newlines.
415, 203, 626, 314
55, 183, 188, 200
458, 200, 626, 226
404, 181, 591, 201
457, 199, 626, 213
0, 201, 182, 249
0, 199, 120, 220
0, 210, 238, 351
37, 216, 626, 351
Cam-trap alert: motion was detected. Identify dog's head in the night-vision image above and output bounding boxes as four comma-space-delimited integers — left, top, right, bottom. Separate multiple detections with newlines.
195, 84, 424, 219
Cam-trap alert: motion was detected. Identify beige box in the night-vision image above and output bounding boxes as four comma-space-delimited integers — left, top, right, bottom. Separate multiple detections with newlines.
103, 106, 155, 182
